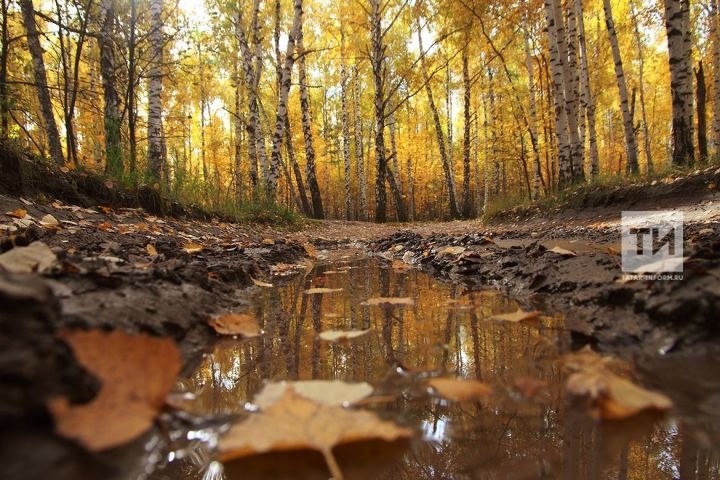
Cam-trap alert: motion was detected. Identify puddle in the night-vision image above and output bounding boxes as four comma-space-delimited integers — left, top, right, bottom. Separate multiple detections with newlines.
150, 255, 719, 479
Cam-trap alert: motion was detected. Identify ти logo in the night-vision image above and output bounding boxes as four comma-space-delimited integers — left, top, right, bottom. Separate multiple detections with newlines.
621, 211, 684, 275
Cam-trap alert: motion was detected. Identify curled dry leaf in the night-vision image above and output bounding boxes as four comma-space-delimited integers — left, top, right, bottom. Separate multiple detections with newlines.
562, 347, 672, 420
0, 242, 57, 273
40, 214, 60, 227
7, 208, 27, 219
304, 287, 343, 295
208, 313, 261, 337
427, 378, 492, 402
254, 380, 374, 409
146, 244, 158, 257
547, 246, 577, 257
218, 388, 412, 480
251, 277, 274, 288
489, 309, 540, 323
319, 329, 371, 342
48, 330, 181, 451
363, 297, 414, 306
182, 242, 204, 254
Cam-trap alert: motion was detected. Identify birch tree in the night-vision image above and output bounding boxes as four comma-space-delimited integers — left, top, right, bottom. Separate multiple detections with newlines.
713, 0, 720, 155
629, 0, 654, 173
19, 0, 64, 164
353, 65, 368, 220
340, 27, 353, 220
146, 0, 164, 182
99, 0, 122, 175
663, 0, 694, 165
574, 0, 599, 177
462, 48, 473, 217
603, 0, 639, 175
369, 0, 389, 222
523, 19, 542, 200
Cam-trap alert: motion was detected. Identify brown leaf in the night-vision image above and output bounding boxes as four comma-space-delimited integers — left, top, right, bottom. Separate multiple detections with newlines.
146, 244, 158, 257
304, 287, 343, 295
182, 242, 204, 254
261, 238, 275, 245
489, 309, 540, 323
363, 297, 414, 306
427, 378, 491, 402
254, 381, 374, 409
318, 329, 371, 342
209, 313, 261, 337
0, 242, 57, 273
96, 221, 114, 231
40, 214, 60, 227
218, 388, 412, 480
7, 208, 27, 219
48, 330, 181, 451
547, 246, 577, 257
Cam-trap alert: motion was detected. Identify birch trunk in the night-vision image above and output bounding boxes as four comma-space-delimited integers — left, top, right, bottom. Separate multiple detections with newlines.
340, 28, 353, 220
603, 0, 639, 175
99, 0, 122, 175
417, 22, 460, 219
481, 70, 491, 213
127, 0, 137, 173
370, 0, 388, 222
298, 26, 324, 219
19, 0, 64, 164
712, 0, 720, 155
523, 20, 542, 200
565, 0, 584, 180
267, 0, 302, 199
697, 61, 708, 162
574, 0, 600, 177
234, 9, 244, 203
146, 0, 164, 182
385, 164, 407, 221
352, 65, 368, 220
629, 0, 654, 173
663, 0, 694, 165
285, 116, 311, 215
461, 49, 473, 217
544, 0, 572, 187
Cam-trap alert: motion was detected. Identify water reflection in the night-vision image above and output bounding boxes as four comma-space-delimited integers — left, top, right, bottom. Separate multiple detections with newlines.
165, 256, 719, 480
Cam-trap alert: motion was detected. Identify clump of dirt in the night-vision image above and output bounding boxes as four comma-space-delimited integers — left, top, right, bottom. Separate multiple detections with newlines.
368, 221, 720, 355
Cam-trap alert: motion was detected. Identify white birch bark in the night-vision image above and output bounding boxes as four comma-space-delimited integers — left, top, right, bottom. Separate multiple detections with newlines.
147, 0, 164, 181
523, 20, 542, 200
352, 65, 368, 220
711, 0, 720, 155
340, 28, 353, 220
574, 0, 600, 177
630, 0, 654, 173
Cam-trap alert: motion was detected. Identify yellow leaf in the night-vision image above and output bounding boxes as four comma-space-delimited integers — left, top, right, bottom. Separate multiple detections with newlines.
6, 208, 27, 219
427, 378, 491, 402
208, 312, 261, 337
254, 380, 374, 409
182, 242, 204, 254
146, 244, 158, 256
489, 309, 540, 323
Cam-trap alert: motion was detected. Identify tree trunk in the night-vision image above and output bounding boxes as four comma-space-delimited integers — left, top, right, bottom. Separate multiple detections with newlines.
19, 0, 64, 164
147, 0, 164, 182
603, 0, 639, 175
285, 116, 311, 216
267, 0, 302, 199
574, 0, 599, 177
696, 61, 708, 162
99, 0, 122, 175
353, 65, 369, 220
461, 48, 473, 217
387, 109, 407, 221
340, 28, 353, 220
564, 0, 584, 180
234, 9, 244, 203
523, 18, 542, 200
629, 0, 654, 173
663, 0, 694, 166
417, 21, 460, 219
0, 0, 9, 137
712, 0, 720, 156
298, 26, 324, 219
385, 164, 407, 222
370, 0, 388, 222
127, 0, 137, 173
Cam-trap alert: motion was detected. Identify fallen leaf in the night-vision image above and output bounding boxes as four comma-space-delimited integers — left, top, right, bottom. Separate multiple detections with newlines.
304, 287, 343, 294
98, 206, 113, 214
183, 242, 204, 254
437, 246, 466, 256
208, 312, 261, 337
427, 378, 491, 402
363, 297, 414, 306
146, 244, 158, 256
7, 208, 27, 219
318, 329, 371, 342
261, 238, 275, 245
0, 242, 57, 273
48, 330, 181, 451
40, 214, 60, 227
218, 388, 412, 480
96, 221, 114, 231
303, 242, 318, 258
251, 277, 274, 288
548, 246, 577, 257
254, 381, 374, 409
489, 309, 540, 323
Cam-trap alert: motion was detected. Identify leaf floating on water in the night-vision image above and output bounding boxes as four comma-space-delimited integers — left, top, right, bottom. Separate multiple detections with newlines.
218, 388, 412, 480
6, 208, 27, 219
363, 297, 414, 306
427, 378, 491, 402
254, 380, 374, 409
48, 330, 181, 451
547, 246, 577, 257
489, 309, 540, 323
318, 329, 371, 342
182, 242, 204, 254
209, 313, 261, 337
562, 347, 672, 420
251, 277, 274, 288
0, 242, 57, 273
304, 287, 343, 295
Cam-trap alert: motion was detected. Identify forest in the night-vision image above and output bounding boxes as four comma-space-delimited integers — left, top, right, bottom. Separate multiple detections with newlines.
2, 0, 718, 221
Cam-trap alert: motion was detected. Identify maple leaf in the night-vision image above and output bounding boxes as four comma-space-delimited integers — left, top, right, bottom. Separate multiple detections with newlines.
318, 329, 371, 342
218, 388, 412, 480
48, 330, 181, 451
489, 309, 540, 323
363, 297, 414, 306
427, 378, 492, 402
208, 312, 261, 337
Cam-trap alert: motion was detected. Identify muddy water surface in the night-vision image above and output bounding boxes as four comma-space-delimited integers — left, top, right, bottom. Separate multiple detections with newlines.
152, 254, 719, 480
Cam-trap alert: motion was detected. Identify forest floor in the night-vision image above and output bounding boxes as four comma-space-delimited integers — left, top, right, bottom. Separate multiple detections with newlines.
1, 163, 720, 479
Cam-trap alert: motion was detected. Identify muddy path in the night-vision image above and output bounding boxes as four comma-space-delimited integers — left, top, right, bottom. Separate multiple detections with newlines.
1, 169, 719, 479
